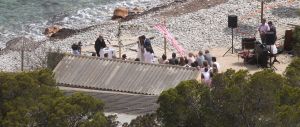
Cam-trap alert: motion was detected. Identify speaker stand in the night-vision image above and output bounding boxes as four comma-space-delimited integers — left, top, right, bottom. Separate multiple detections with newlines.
223, 28, 237, 57
269, 55, 277, 71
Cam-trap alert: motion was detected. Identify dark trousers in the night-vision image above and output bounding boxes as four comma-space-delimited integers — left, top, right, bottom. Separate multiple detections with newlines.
95, 49, 100, 57
260, 34, 266, 44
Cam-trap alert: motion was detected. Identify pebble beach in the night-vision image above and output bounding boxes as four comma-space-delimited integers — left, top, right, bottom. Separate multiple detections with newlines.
0, 0, 299, 72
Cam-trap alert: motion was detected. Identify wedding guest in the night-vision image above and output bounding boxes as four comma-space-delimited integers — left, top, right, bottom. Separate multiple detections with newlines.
159, 54, 168, 64
71, 43, 80, 55
135, 58, 140, 62
94, 35, 107, 57
201, 67, 213, 86
212, 63, 219, 73
144, 47, 154, 63
137, 36, 145, 61
179, 57, 186, 66
196, 51, 205, 67
212, 57, 220, 71
187, 52, 196, 66
204, 50, 212, 66
169, 53, 179, 65
258, 18, 270, 44
122, 54, 127, 60
184, 57, 191, 67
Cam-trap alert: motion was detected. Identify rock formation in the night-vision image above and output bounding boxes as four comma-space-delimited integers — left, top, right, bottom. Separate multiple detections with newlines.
112, 7, 129, 20
43, 25, 61, 37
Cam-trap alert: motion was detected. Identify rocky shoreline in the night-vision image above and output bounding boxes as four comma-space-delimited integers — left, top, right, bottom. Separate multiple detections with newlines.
0, 0, 300, 72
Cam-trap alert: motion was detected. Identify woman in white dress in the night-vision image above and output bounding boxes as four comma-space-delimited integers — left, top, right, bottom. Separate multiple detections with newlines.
144, 47, 154, 63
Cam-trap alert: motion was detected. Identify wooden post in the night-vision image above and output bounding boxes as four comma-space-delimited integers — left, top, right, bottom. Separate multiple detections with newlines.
118, 20, 122, 58
261, 0, 264, 22
21, 38, 24, 71
163, 18, 167, 56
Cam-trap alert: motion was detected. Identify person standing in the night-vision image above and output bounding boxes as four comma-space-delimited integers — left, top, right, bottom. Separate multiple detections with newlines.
212, 57, 220, 71
94, 35, 107, 57
258, 19, 270, 44
266, 21, 279, 63
196, 51, 205, 67
201, 67, 213, 86
144, 47, 155, 63
204, 50, 213, 66
266, 21, 277, 45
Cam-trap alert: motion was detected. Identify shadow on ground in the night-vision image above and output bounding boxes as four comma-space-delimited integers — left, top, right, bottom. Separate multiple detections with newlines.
223, 23, 257, 38
271, 7, 299, 18
231, 61, 263, 72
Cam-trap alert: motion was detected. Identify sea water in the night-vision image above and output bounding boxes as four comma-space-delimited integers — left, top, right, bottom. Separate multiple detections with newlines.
0, 0, 160, 48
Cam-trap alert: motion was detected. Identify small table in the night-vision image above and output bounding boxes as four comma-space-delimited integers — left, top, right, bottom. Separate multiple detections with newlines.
100, 48, 116, 59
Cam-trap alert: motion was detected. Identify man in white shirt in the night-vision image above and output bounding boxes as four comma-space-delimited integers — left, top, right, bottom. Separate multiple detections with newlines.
212, 57, 220, 71
258, 19, 270, 44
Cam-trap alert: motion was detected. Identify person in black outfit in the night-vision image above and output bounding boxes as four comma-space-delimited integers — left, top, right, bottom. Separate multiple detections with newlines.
169, 53, 179, 65
140, 35, 154, 54
94, 35, 107, 57
266, 21, 279, 64
266, 21, 277, 45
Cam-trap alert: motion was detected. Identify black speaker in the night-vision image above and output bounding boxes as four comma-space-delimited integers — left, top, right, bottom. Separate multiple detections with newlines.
284, 30, 293, 51
228, 15, 238, 28
265, 32, 276, 45
256, 44, 269, 68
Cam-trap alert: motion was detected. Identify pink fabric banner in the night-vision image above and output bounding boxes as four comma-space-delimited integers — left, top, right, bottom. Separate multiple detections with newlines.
154, 24, 186, 57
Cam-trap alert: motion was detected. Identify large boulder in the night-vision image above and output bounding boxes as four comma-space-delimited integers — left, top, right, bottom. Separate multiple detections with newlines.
43, 25, 60, 37
50, 28, 79, 40
112, 7, 129, 20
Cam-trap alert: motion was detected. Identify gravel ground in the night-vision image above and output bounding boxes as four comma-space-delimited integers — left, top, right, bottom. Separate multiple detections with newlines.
0, 0, 299, 72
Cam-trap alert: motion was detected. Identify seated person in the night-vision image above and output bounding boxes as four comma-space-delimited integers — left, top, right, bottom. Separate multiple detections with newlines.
135, 58, 140, 62
191, 61, 199, 68
187, 53, 196, 66
159, 54, 168, 64
184, 57, 191, 67
71, 43, 80, 55
122, 54, 127, 60
104, 53, 108, 58
169, 53, 179, 65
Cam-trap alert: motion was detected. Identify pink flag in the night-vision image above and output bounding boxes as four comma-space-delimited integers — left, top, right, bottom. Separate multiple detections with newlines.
154, 24, 186, 57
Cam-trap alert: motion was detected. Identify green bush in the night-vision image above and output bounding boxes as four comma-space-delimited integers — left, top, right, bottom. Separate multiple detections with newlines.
0, 70, 110, 127
285, 57, 300, 87
293, 27, 300, 56
157, 69, 300, 127
47, 52, 65, 70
